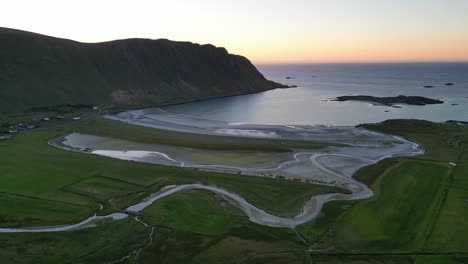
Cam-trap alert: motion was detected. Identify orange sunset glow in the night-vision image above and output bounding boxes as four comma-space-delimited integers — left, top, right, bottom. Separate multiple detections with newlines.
1, 0, 468, 63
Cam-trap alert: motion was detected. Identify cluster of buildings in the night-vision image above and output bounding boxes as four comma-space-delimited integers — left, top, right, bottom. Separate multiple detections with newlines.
0, 123, 36, 141
1, 105, 103, 142
1, 113, 85, 142
0, 134, 13, 141
42, 115, 81, 121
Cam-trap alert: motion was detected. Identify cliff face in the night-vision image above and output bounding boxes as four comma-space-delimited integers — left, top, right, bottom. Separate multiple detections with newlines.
0, 27, 284, 112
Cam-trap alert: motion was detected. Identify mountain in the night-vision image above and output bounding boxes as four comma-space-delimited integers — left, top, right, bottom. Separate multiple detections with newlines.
0, 27, 285, 113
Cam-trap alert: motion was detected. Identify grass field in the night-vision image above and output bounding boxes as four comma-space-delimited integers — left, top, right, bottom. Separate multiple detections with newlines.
137, 192, 306, 264
301, 120, 467, 263
0, 193, 93, 228
73, 117, 337, 152
329, 160, 450, 252
0, 129, 343, 224
140, 190, 243, 236
0, 118, 467, 263
64, 176, 141, 201
0, 218, 149, 263
423, 160, 468, 252
362, 120, 462, 161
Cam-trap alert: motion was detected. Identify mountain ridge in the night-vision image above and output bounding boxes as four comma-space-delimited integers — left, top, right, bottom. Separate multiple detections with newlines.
0, 27, 285, 113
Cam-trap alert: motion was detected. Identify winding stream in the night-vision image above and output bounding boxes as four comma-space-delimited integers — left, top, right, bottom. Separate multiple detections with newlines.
0, 110, 423, 233
0, 138, 422, 233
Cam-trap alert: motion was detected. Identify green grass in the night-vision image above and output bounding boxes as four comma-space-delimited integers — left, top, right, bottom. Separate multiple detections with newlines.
0, 218, 148, 263
0, 191, 306, 264
297, 200, 355, 243
64, 176, 140, 201
198, 175, 348, 217
353, 158, 401, 186
176, 149, 288, 167
140, 227, 305, 264
320, 160, 451, 252
140, 190, 242, 236
308, 254, 468, 264
0, 128, 323, 263
0, 129, 341, 226
0, 193, 93, 227
73, 117, 337, 152
362, 120, 461, 161
414, 255, 468, 264
243, 252, 306, 264
138, 193, 305, 264
310, 255, 413, 264
424, 161, 468, 252
362, 120, 468, 254
297, 159, 402, 245
130, 190, 306, 264
1, 118, 467, 263
191, 235, 302, 264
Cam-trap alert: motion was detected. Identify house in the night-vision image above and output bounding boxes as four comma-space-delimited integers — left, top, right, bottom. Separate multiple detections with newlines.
0, 134, 12, 141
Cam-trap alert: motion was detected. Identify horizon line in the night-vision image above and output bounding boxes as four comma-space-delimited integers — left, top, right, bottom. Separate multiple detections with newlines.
3, 27, 468, 65
253, 60, 468, 65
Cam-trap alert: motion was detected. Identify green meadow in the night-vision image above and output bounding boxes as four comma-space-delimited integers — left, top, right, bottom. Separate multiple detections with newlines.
0, 118, 466, 263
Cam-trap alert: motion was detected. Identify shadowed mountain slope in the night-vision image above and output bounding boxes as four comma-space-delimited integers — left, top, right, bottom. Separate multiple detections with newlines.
0, 27, 284, 112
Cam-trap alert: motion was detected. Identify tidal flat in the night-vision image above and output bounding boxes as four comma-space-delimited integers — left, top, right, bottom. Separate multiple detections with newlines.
1, 114, 467, 263
11, 109, 420, 233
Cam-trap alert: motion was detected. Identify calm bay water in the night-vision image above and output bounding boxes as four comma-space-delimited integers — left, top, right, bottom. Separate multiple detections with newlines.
163, 63, 468, 126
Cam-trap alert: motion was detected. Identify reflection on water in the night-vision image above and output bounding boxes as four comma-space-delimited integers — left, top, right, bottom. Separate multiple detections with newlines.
163, 63, 468, 126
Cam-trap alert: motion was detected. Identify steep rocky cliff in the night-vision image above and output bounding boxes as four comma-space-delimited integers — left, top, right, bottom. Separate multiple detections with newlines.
0, 27, 284, 112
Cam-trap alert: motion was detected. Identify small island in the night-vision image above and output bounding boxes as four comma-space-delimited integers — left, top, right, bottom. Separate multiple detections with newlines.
446, 120, 468, 125
334, 95, 444, 107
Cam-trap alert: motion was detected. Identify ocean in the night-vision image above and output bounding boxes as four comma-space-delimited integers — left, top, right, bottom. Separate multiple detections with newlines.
162, 63, 468, 126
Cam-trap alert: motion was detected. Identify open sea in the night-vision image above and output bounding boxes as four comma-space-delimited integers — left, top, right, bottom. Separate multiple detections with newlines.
163, 63, 468, 126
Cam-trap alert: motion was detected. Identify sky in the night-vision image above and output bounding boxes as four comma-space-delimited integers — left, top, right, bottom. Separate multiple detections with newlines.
1, 0, 468, 63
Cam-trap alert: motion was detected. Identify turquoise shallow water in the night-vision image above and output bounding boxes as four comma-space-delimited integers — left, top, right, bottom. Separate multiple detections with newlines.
163, 63, 468, 126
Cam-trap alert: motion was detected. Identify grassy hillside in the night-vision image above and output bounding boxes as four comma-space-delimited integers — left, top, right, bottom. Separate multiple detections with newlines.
0, 27, 284, 114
